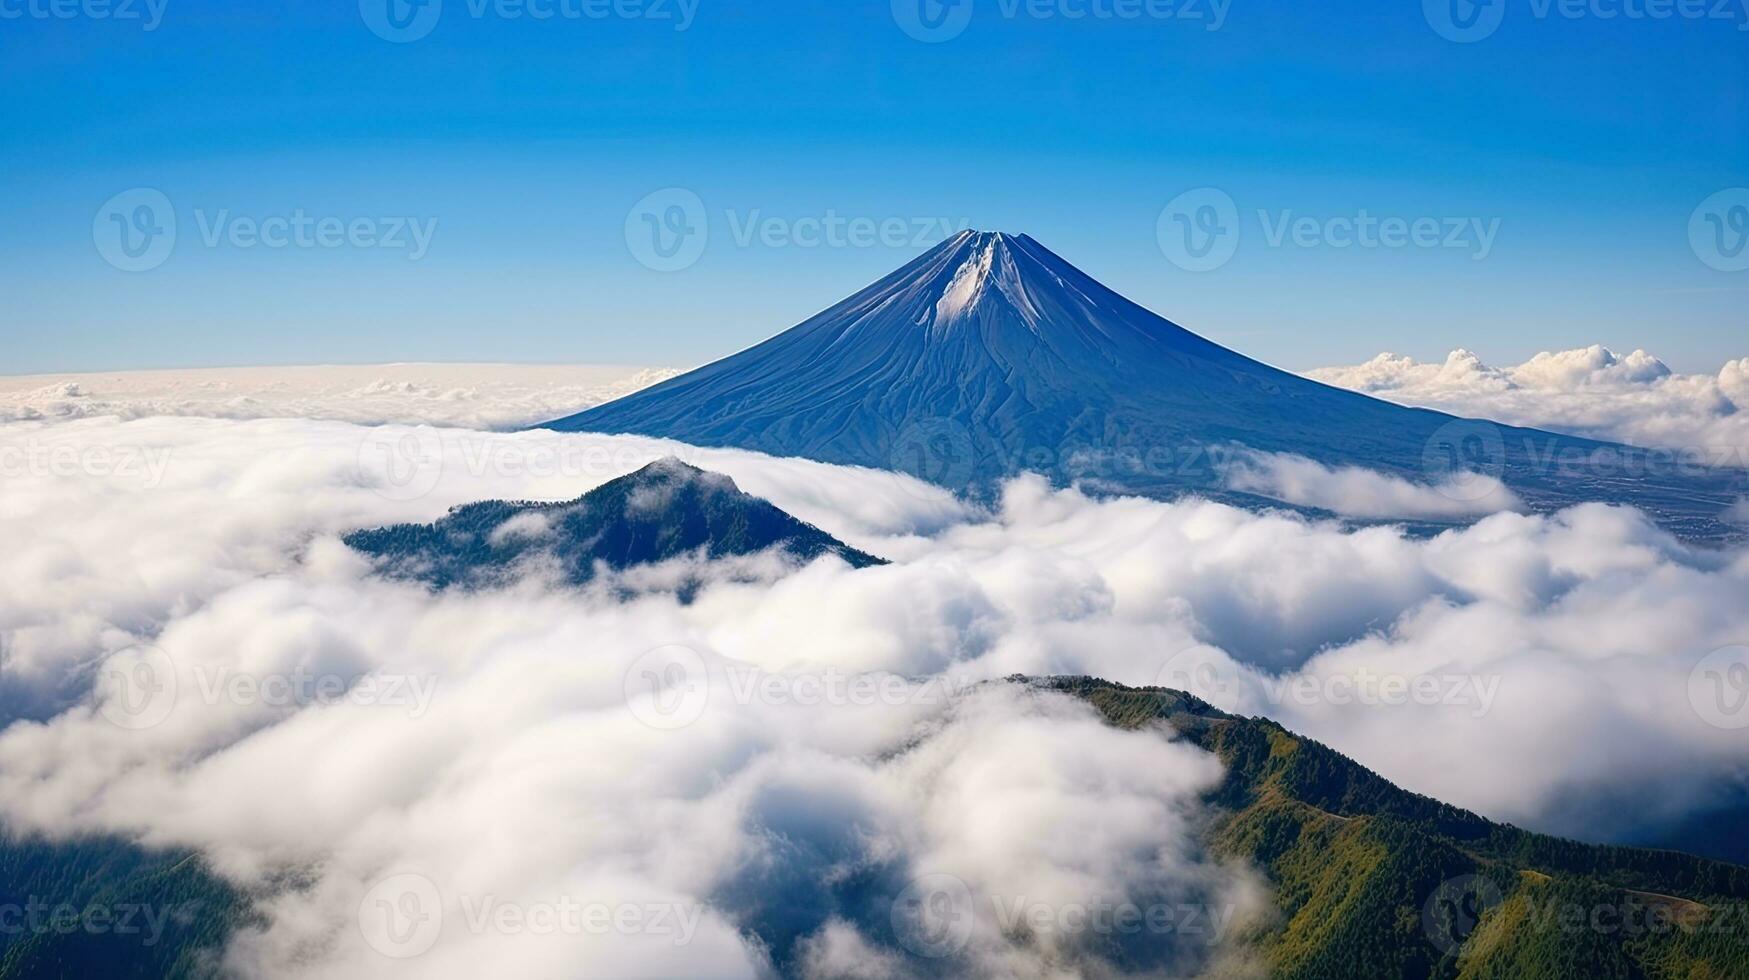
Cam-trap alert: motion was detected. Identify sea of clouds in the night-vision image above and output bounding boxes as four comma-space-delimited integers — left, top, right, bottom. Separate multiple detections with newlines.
1, 361, 1747, 977
1308, 344, 1749, 459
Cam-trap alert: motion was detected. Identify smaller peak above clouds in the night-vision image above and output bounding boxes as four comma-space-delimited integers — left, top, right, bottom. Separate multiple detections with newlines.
343, 458, 884, 595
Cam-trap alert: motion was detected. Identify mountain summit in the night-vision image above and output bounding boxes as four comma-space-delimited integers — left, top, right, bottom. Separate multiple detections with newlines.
344, 457, 883, 592
545, 231, 1744, 538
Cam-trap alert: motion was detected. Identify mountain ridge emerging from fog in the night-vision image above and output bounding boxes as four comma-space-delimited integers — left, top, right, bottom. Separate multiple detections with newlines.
343, 457, 884, 592
11, 676, 1744, 978
543, 231, 1746, 540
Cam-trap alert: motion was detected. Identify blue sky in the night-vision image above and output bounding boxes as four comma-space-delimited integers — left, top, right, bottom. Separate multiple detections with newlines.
3, 0, 1745, 374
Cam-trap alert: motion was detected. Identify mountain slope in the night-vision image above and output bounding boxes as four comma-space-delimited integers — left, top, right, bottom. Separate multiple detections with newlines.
7, 677, 1744, 977
543, 232, 1745, 540
344, 457, 884, 591
1045, 676, 1749, 979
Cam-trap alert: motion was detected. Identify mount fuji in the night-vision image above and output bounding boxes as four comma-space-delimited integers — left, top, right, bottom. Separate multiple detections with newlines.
545, 231, 1745, 539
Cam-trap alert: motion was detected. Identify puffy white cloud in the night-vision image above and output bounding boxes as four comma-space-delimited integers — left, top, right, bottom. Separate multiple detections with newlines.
1222, 448, 1524, 519
1307, 345, 1749, 458
2, 407, 1748, 977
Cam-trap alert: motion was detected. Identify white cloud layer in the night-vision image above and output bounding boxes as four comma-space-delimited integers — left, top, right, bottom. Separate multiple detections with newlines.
3, 404, 1747, 976
1306, 345, 1749, 458
0, 363, 680, 431
1222, 449, 1524, 519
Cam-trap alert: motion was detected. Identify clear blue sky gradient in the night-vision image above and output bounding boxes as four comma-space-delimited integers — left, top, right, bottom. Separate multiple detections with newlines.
3, 0, 1745, 374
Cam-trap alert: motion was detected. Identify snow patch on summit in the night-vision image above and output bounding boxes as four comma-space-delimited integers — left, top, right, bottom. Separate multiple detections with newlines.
935, 238, 995, 324
932, 233, 1046, 330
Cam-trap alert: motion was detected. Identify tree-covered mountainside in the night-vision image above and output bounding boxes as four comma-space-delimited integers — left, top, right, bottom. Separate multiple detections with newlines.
8, 677, 1743, 977
344, 457, 885, 592
1042, 676, 1749, 979
0, 834, 254, 980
